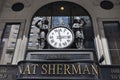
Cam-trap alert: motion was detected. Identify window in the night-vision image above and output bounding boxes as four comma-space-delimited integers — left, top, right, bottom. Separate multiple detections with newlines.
0, 23, 20, 64
3, 25, 11, 38
52, 16, 69, 27
28, 1, 94, 50
103, 21, 120, 64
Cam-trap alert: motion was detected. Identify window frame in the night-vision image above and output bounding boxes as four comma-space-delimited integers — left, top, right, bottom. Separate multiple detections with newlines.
98, 18, 120, 65
0, 19, 25, 64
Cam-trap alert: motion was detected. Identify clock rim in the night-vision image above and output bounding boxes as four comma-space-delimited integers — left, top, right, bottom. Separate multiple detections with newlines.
47, 26, 74, 49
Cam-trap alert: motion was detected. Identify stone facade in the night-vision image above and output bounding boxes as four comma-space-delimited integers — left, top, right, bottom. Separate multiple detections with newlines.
0, 0, 120, 65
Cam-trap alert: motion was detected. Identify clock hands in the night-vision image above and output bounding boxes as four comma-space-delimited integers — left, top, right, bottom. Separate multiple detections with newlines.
58, 29, 62, 42
60, 36, 71, 39
57, 29, 71, 42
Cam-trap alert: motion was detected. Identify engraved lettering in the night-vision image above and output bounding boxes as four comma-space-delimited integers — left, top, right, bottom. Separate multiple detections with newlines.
32, 64, 39, 74
23, 64, 31, 74
57, 64, 63, 74
72, 64, 82, 74
41, 64, 47, 74
64, 64, 71, 74
91, 64, 98, 76
83, 65, 91, 74
48, 64, 56, 74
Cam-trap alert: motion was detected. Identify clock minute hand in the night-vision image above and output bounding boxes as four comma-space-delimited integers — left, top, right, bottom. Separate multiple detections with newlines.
58, 30, 62, 42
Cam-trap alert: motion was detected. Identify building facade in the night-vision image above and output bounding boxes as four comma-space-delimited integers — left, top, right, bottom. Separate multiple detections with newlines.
0, 0, 120, 80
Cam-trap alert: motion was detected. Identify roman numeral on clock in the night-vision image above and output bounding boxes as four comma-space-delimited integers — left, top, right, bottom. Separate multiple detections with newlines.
59, 43, 62, 47
50, 36, 53, 39
50, 39, 54, 43
62, 42, 67, 46
54, 42, 57, 46
67, 40, 70, 42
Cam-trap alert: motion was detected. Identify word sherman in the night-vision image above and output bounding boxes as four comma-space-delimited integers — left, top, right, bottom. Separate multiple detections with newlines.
17, 63, 98, 76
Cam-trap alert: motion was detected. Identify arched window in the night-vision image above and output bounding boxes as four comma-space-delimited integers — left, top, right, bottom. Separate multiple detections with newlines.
27, 1, 94, 50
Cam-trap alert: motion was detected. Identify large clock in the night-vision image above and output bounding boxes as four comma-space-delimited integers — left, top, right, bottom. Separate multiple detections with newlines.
47, 27, 74, 49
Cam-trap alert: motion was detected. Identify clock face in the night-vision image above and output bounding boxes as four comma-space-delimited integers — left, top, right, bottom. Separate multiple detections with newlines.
47, 27, 74, 49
